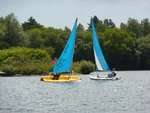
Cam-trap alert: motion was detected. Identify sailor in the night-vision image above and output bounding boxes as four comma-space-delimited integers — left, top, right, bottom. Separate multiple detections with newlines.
97, 74, 100, 78
53, 73, 60, 80
108, 68, 116, 78
111, 71, 116, 77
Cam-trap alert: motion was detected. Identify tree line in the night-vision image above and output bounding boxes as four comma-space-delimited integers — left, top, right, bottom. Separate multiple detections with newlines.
0, 13, 150, 73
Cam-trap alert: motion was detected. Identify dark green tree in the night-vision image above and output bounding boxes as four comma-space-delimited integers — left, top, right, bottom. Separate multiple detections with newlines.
121, 18, 142, 38
137, 34, 150, 69
101, 28, 136, 69
141, 18, 150, 36
103, 19, 115, 28
25, 28, 45, 48
22, 17, 43, 31
0, 13, 24, 48
77, 23, 84, 31
88, 16, 116, 32
74, 31, 93, 61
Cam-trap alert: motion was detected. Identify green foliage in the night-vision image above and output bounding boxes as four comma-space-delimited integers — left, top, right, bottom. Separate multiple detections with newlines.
120, 18, 150, 38
88, 16, 116, 32
0, 13, 25, 48
141, 19, 150, 36
101, 28, 137, 69
22, 17, 43, 31
0, 13, 150, 73
23, 26, 66, 58
74, 31, 93, 61
73, 60, 95, 74
137, 35, 150, 69
0, 48, 51, 75
77, 23, 84, 31
25, 28, 45, 48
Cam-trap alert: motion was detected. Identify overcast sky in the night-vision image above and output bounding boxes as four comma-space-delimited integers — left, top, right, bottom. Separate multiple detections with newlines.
0, 0, 150, 28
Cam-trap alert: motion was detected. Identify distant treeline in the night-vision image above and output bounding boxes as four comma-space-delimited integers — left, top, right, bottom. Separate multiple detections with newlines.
0, 13, 150, 75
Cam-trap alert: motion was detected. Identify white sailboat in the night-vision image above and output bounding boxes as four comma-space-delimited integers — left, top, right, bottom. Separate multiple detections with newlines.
89, 18, 120, 80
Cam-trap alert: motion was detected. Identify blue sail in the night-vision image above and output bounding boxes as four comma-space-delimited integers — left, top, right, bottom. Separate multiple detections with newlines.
51, 19, 78, 74
91, 18, 110, 71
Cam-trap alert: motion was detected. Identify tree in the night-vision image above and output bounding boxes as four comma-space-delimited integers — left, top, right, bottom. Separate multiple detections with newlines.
141, 18, 150, 36
121, 18, 142, 38
101, 28, 136, 69
0, 13, 24, 48
0, 17, 6, 49
74, 31, 93, 61
77, 23, 84, 31
93, 16, 100, 26
22, 17, 43, 31
137, 34, 150, 69
103, 19, 115, 28
88, 16, 116, 32
88, 16, 105, 32
25, 28, 45, 48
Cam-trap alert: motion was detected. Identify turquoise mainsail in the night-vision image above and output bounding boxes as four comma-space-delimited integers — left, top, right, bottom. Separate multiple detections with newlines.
51, 19, 78, 74
91, 18, 110, 71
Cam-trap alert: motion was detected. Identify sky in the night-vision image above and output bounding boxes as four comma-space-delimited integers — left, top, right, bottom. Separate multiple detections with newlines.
0, 0, 150, 29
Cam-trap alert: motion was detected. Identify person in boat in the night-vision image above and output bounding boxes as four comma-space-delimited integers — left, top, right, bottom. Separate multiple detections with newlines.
52, 73, 60, 80
97, 74, 100, 78
108, 68, 116, 78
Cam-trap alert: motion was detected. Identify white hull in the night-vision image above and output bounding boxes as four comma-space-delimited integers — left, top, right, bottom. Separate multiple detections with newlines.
89, 76, 120, 80
90, 71, 110, 76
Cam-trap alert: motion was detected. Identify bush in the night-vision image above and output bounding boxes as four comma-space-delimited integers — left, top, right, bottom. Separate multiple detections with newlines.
0, 47, 51, 75
73, 60, 95, 74
0, 65, 17, 76
73, 62, 81, 73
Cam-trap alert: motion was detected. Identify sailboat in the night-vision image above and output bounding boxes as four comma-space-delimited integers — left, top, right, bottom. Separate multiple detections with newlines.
89, 18, 119, 80
40, 19, 80, 82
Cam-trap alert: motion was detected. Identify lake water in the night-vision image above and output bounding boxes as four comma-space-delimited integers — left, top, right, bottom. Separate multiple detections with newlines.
0, 71, 150, 113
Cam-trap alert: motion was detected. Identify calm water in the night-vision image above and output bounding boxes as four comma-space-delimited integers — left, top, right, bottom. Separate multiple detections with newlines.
0, 71, 150, 113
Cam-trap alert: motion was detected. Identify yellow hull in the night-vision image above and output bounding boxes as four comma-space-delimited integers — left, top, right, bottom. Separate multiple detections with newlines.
40, 74, 81, 83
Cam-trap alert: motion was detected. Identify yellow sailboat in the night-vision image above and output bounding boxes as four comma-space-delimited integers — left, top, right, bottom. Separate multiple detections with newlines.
40, 19, 80, 82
